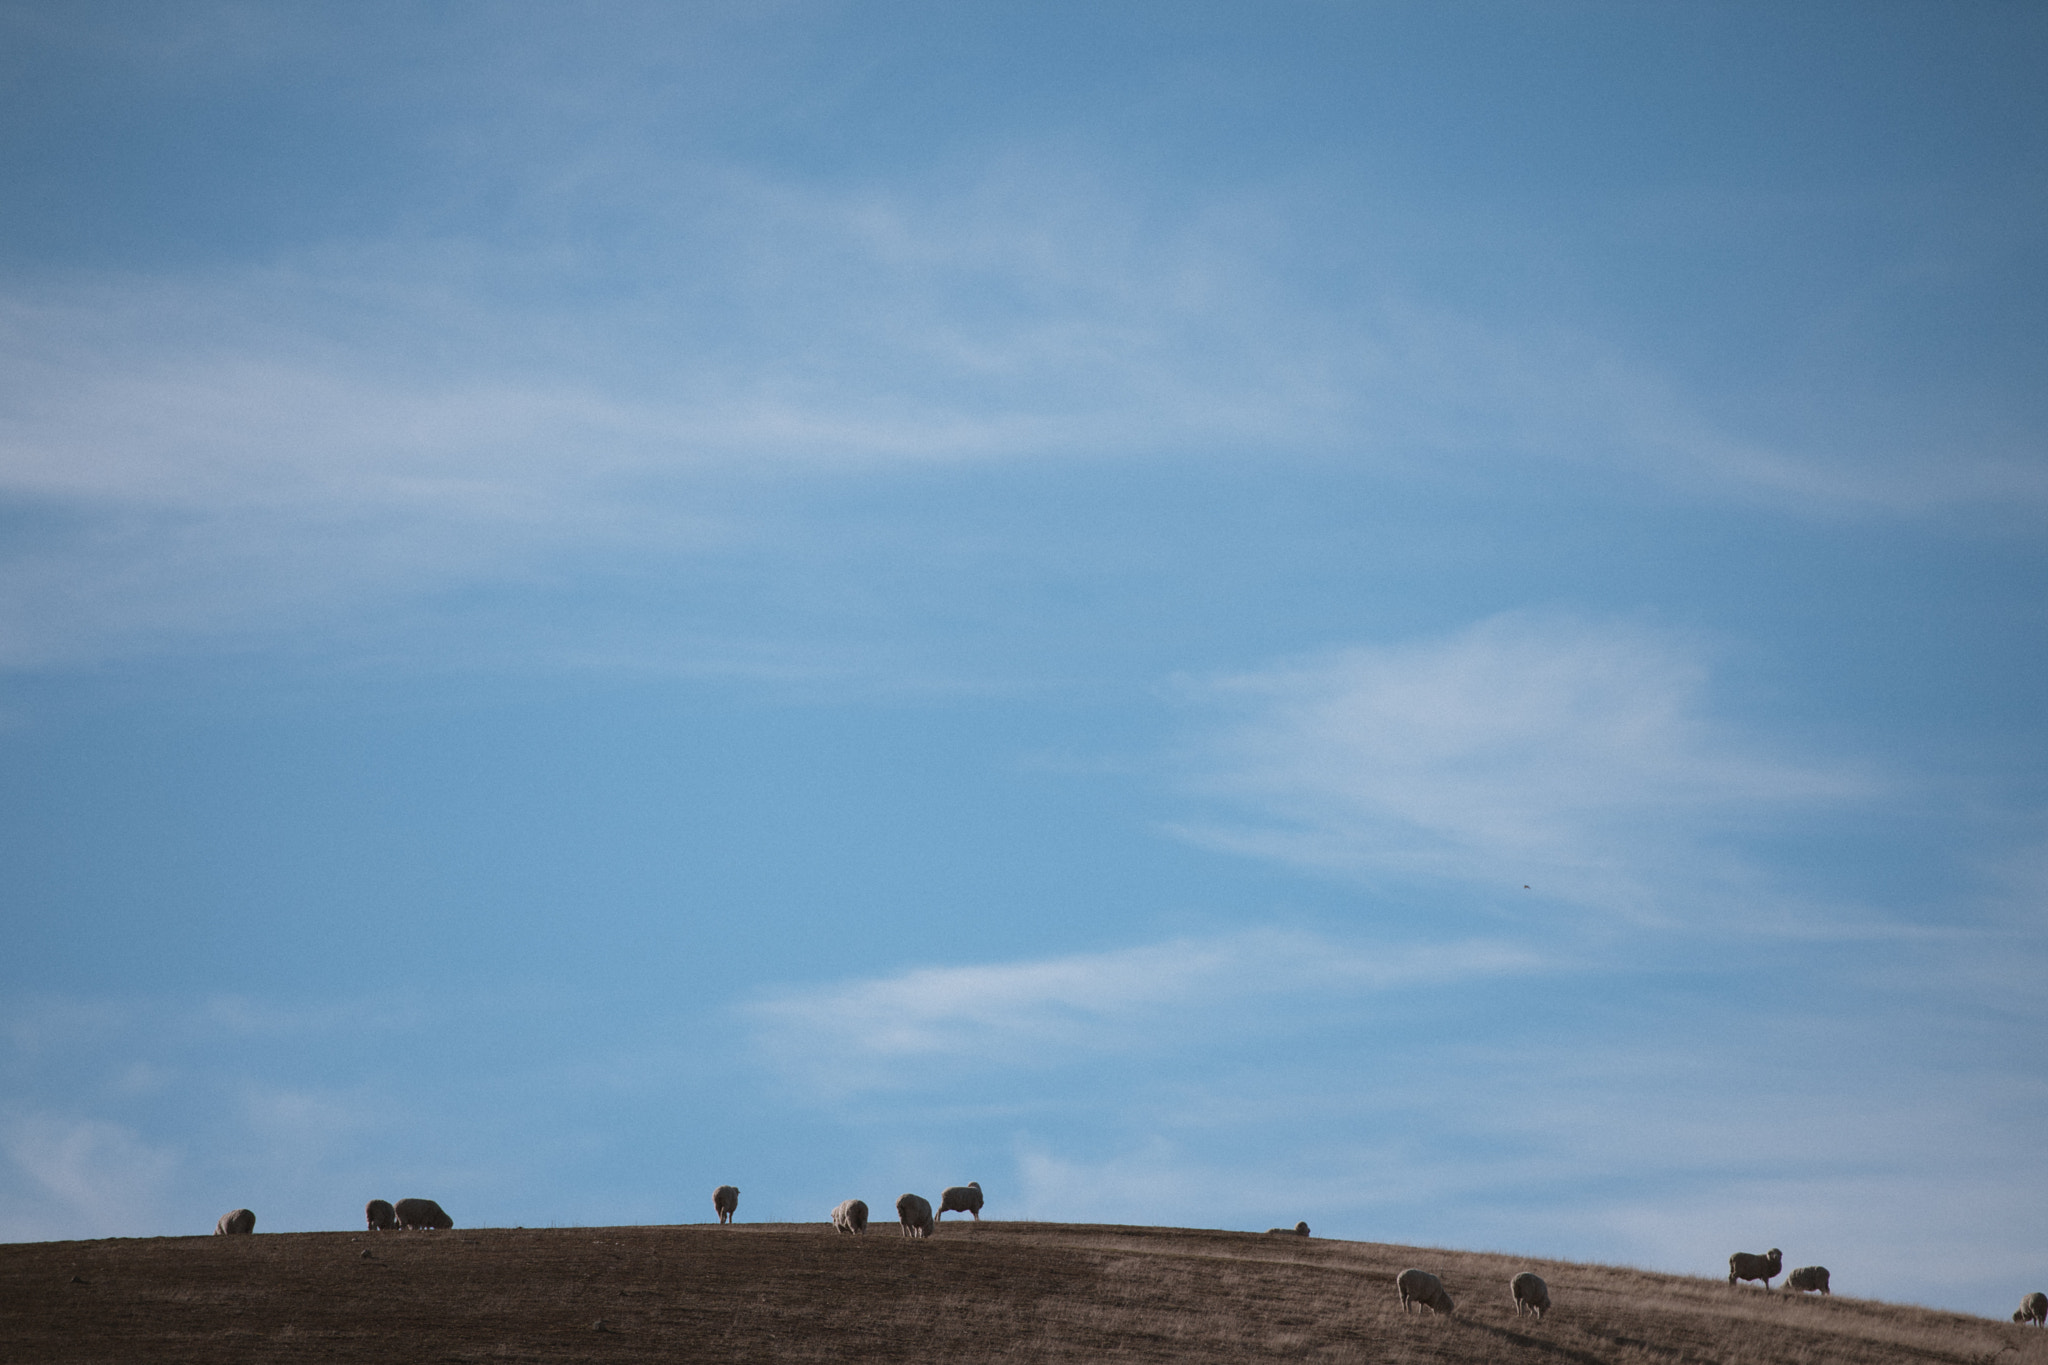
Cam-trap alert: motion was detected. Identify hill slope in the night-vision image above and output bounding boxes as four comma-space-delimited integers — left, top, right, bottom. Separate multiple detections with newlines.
3, 1221, 2042, 1363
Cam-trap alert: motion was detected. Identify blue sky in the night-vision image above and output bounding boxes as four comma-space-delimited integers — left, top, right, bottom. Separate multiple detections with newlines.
3, 0, 2045, 1319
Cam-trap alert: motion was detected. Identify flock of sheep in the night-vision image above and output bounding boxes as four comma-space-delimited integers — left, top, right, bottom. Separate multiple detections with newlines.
206, 1194, 2048, 1331
1392, 1248, 1834, 1324
720, 1180, 988, 1237
203, 1182, 988, 1242
1387, 1249, 2044, 1329
1393, 1246, 2047, 1329
210, 1197, 453, 1237
1390, 1267, 1549, 1319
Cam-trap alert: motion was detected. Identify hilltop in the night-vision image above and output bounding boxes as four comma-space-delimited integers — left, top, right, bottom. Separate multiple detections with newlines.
3, 1220, 2041, 1363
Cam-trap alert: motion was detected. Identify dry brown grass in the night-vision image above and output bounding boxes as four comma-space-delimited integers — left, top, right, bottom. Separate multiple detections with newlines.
4, 1220, 2044, 1364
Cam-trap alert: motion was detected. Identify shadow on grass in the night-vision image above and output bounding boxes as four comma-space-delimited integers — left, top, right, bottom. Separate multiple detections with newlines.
1456, 1318, 1616, 1365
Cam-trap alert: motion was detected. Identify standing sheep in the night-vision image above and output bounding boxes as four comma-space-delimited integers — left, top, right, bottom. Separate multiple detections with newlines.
2016, 1291, 2048, 1326
214, 1208, 255, 1235
365, 1199, 398, 1232
1510, 1271, 1550, 1319
394, 1197, 453, 1230
831, 1199, 869, 1235
713, 1185, 739, 1224
1786, 1265, 1831, 1295
1727, 1248, 1782, 1288
896, 1192, 934, 1238
937, 1182, 984, 1221
1396, 1268, 1455, 1316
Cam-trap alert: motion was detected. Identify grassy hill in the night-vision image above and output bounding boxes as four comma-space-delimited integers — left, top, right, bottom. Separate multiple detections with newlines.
4, 1220, 2043, 1363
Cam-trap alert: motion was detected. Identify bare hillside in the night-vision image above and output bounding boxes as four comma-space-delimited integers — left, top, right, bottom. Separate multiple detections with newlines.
3, 1220, 2041, 1364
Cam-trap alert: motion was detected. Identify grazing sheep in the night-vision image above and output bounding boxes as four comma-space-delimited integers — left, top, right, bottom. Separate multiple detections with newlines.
713, 1185, 739, 1225
1396, 1267, 1455, 1316
214, 1208, 255, 1236
394, 1197, 453, 1230
1786, 1265, 1831, 1295
2017, 1291, 2048, 1326
1511, 1271, 1550, 1319
1727, 1248, 1782, 1288
937, 1182, 984, 1221
365, 1199, 398, 1232
831, 1199, 869, 1235
1265, 1222, 1310, 1236
896, 1192, 934, 1239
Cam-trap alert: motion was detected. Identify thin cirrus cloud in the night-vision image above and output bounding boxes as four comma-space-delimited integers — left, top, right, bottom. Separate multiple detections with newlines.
0, 1113, 180, 1242
0, 988, 544, 1240
0, 182, 1338, 666
743, 927, 1547, 1097
1169, 613, 1878, 925
4, 156, 2031, 671
7, 194, 2023, 517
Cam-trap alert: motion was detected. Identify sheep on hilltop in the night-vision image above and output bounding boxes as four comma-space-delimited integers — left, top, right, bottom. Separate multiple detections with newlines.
365, 1200, 398, 1232
2016, 1291, 2048, 1326
214, 1208, 254, 1236
896, 1192, 934, 1238
831, 1199, 868, 1235
1511, 1271, 1550, 1319
1728, 1248, 1782, 1289
1786, 1266, 1830, 1295
395, 1198, 453, 1230
938, 1182, 984, 1221
713, 1186, 739, 1225
1396, 1267, 1455, 1316
1265, 1222, 1310, 1236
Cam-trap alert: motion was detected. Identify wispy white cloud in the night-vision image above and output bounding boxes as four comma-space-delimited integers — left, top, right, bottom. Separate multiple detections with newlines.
744, 927, 1547, 1096
1171, 613, 1877, 925
0, 180, 1326, 668
1365, 297, 2048, 515
0, 168, 1338, 516
0, 1112, 180, 1241
4, 149, 2037, 671
0, 987, 591, 1239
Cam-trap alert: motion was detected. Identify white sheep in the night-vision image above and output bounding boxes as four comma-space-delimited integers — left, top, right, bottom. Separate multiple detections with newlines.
1786, 1265, 1830, 1295
1396, 1267, 1455, 1315
214, 1208, 254, 1235
394, 1197, 453, 1230
937, 1182, 984, 1221
2016, 1291, 2048, 1326
832, 1199, 869, 1234
1727, 1248, 1781, 1288
1511, 1271, 1550, 1319
713, 1185, 739, 1225
896, 1192, 934, 1238
365, 1199, 398, 1232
